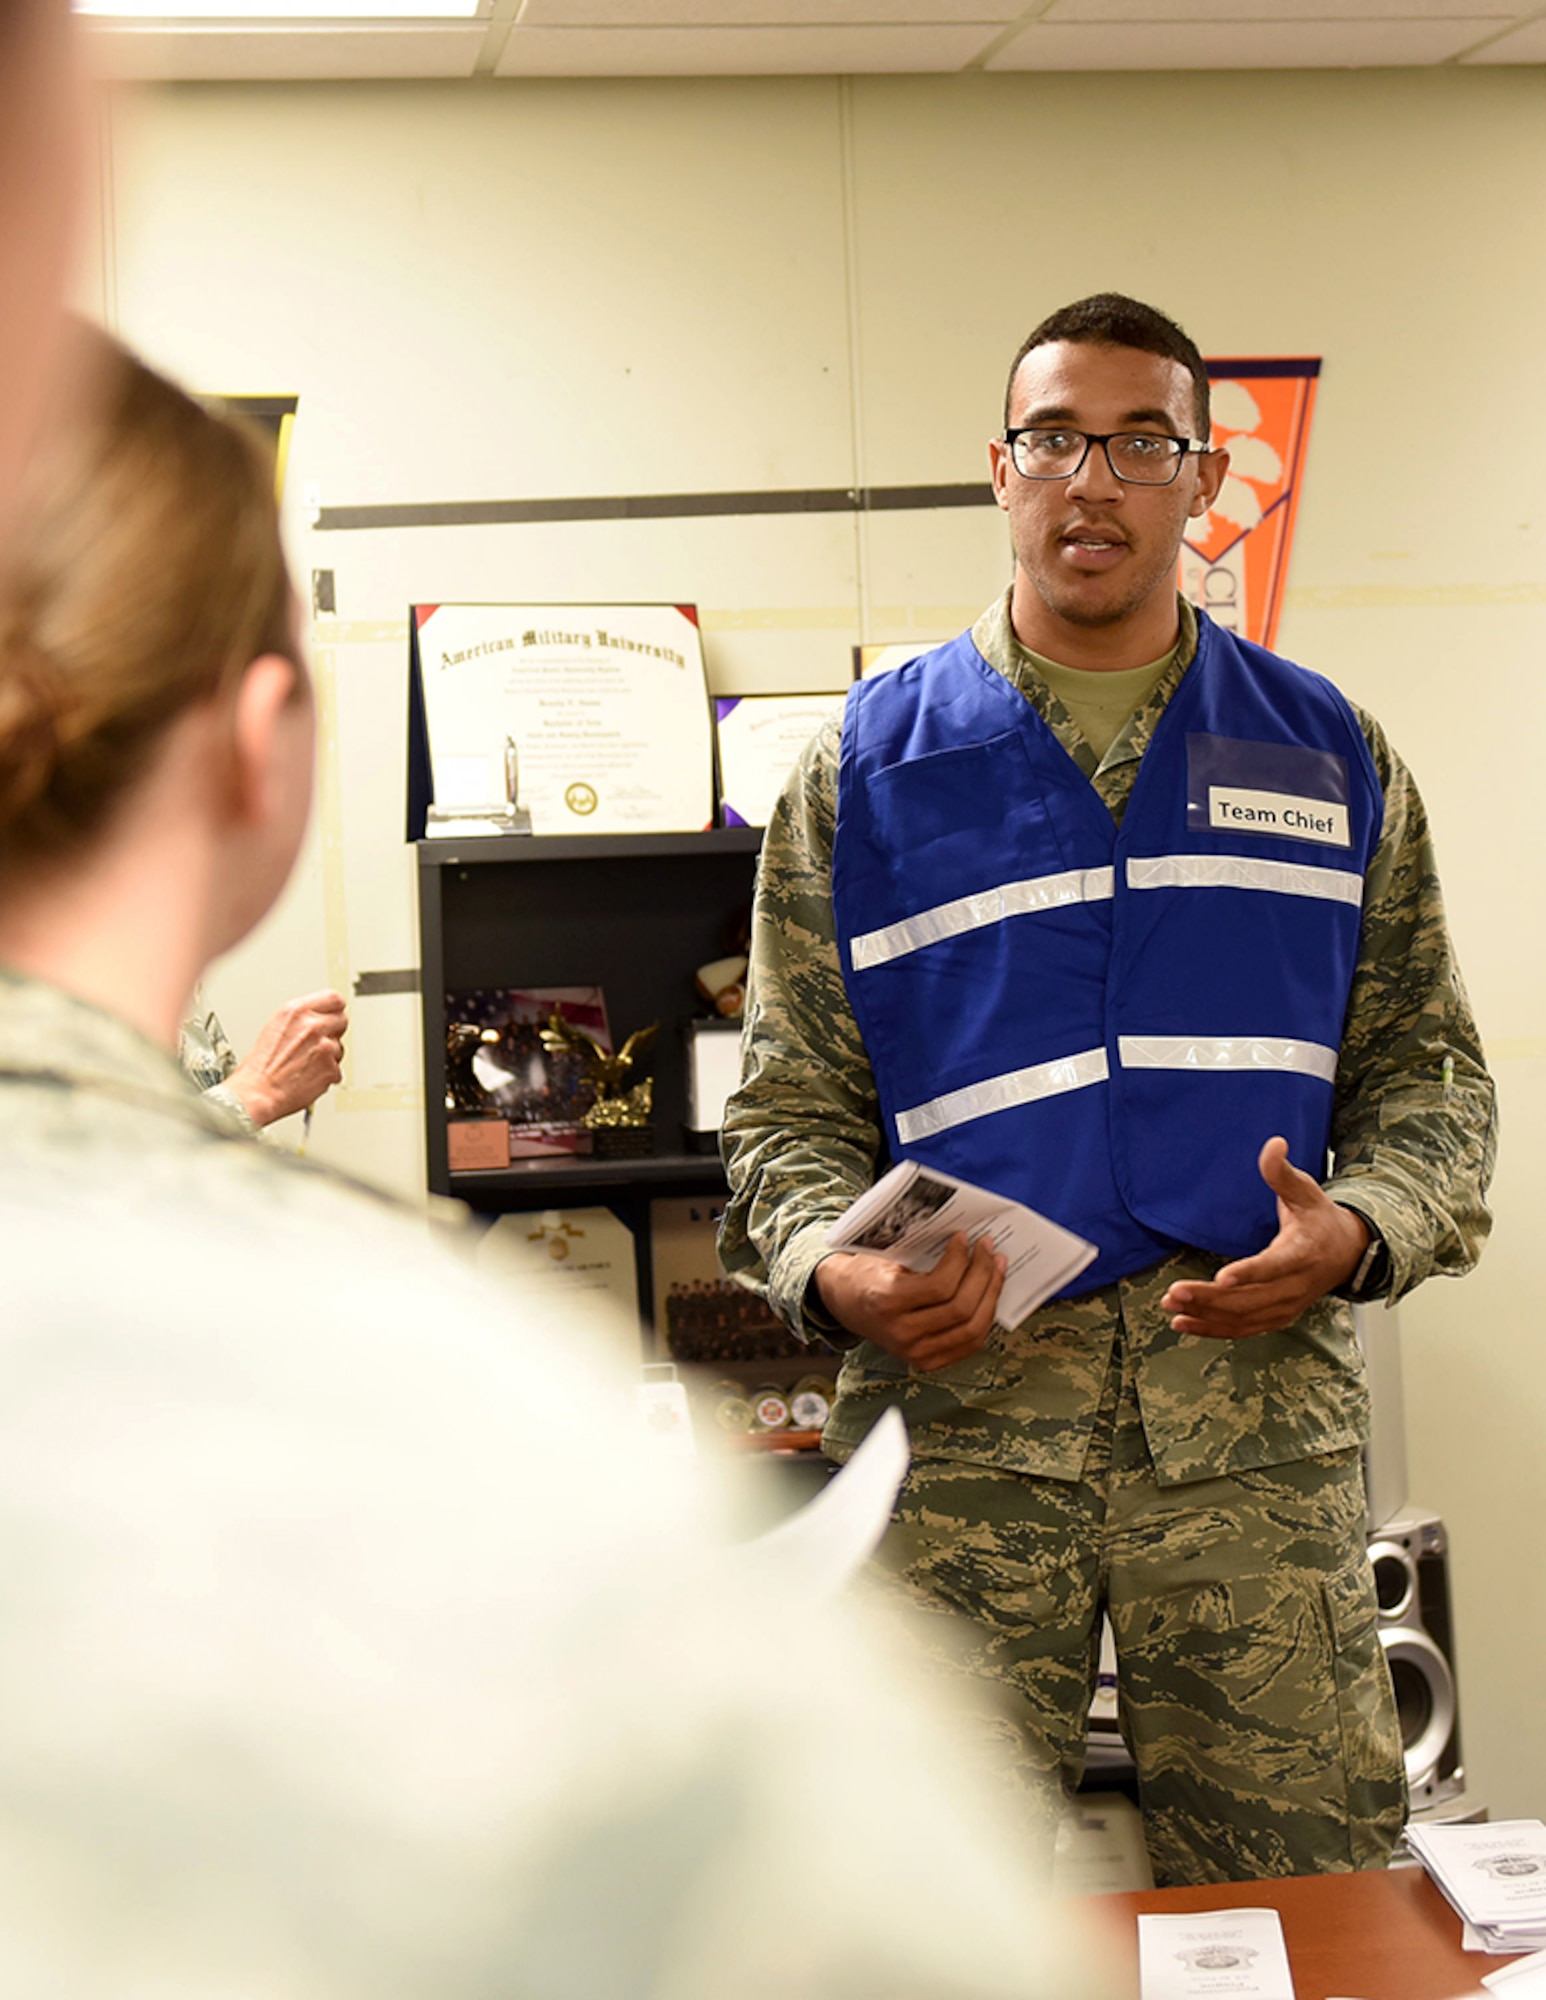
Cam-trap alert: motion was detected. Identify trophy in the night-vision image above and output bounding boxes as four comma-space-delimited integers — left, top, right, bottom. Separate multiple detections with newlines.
499, 734, 534, 834
539, 1012, 659, 1159
445, 1021, 500, 1112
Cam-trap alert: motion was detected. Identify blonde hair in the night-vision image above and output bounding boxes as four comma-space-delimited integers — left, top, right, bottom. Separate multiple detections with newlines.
0, 325, 296, 863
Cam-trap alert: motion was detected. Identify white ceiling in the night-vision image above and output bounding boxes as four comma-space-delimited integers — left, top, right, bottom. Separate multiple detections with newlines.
89, 0, 1546, 84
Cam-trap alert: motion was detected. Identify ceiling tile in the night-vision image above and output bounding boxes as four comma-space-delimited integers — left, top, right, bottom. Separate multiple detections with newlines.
86, 20, 485, 77
1460, 13, 1546, 55
77, 0, 1546, 84
497, 22, 999, 71
1047, 0, 1526, 18
520, 0, 1020, 21
989, 15, 1514, 65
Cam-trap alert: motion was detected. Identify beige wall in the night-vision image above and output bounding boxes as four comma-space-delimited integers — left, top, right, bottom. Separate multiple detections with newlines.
94, 64, 1545, 1821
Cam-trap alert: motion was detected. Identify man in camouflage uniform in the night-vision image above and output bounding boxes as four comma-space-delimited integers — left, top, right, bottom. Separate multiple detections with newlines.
719, 294, 1495, 1886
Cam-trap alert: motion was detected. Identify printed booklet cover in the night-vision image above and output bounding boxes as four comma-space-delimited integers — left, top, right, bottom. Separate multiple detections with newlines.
826, 1161, 1096, 1327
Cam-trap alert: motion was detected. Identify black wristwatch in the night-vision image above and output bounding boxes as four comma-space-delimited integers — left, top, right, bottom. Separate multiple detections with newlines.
1334, 1205, 1391, 1301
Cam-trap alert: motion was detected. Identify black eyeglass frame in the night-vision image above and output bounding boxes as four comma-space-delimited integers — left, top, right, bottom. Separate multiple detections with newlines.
1002, 427, 1213, 487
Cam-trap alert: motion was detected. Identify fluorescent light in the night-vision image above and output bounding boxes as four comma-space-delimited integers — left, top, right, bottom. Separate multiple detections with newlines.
76, 0, 482, 17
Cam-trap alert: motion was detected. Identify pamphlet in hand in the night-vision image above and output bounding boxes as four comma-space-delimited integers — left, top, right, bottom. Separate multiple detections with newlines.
826, 1161, 1097, 1328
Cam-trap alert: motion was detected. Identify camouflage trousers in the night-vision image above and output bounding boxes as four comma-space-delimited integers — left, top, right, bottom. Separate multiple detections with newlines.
866, 1339, 1407, 1887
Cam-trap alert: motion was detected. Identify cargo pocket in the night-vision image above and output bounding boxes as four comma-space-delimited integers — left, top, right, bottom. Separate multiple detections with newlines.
1323, 1555, 1408, 1868
865, 729, 1065, 887
844, 1334, 1007, 1396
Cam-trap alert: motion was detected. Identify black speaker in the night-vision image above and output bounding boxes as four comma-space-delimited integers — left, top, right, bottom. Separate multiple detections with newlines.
1367, 1506, 1464, 1812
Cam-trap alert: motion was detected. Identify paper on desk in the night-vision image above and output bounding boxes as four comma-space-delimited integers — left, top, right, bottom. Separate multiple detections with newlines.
1409, 1820, 1546, 1953
1485, 1947, 1546, 1994
1138, 1908, 1295, 2000
827, 1160, 1096, 1327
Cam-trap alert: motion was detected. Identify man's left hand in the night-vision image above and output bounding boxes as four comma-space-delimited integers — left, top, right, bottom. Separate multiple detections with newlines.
1159, 1136, 1369, 1340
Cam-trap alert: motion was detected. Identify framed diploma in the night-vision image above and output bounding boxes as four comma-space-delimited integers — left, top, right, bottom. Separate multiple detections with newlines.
714, 692, 848, 829
410, 602, 714, 838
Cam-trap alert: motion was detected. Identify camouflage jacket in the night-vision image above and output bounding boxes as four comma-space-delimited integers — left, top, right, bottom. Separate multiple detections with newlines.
179, 994, 261, 1136
719, 593, 1496, 1485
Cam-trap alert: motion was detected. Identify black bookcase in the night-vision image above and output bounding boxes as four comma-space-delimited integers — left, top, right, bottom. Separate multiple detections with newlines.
416, 829, 762, 1322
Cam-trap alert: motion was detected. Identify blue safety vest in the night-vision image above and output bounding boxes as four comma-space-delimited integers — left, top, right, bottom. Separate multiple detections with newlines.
832, 612, 1383, 1295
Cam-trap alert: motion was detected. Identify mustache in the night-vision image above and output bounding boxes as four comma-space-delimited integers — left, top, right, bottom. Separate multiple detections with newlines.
1057, 518, 1130, 544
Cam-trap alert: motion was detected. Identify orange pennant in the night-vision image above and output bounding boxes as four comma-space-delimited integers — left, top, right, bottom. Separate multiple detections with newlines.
1179, 359, 1320, 650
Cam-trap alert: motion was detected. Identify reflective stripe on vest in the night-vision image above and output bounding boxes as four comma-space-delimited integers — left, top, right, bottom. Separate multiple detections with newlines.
852, 851, 1362, 979
1125, 853, 1364, 907
896, 1046, 1109, 1144
1117, 1035, 1340, 1084
850, 866, 1114, 971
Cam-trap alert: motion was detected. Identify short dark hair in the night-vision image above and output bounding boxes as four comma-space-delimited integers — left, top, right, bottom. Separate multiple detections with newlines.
1003, 293, 1210, 438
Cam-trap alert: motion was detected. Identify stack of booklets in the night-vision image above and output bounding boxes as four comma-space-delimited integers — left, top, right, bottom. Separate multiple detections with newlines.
1407, 1819, 1546, 1952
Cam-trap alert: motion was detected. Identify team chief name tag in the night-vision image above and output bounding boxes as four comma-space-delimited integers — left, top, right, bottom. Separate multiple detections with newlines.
1208, 784, 1349, 847
1186, 732, 1353, 852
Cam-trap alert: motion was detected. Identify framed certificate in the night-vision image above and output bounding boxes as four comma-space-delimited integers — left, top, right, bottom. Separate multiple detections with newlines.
714, 692, 848, 829
410, 602, 714, 838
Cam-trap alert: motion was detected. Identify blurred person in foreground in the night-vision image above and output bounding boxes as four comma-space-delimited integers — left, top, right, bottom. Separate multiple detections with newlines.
0, 301, 1118, 1995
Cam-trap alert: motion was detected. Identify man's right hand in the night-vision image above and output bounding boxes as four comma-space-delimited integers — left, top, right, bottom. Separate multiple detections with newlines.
813, 1233, 1006, 1373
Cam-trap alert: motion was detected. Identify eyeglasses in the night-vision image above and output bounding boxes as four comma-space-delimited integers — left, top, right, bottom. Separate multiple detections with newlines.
1003, 427, 1211, 487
